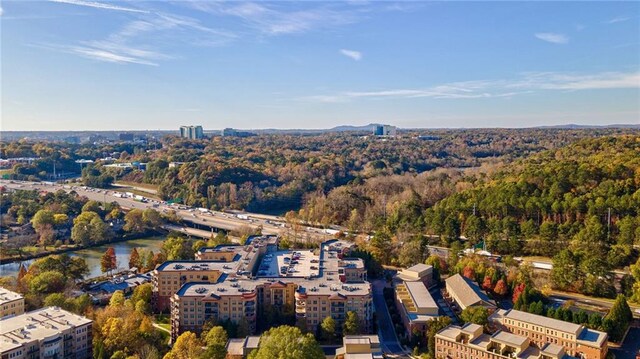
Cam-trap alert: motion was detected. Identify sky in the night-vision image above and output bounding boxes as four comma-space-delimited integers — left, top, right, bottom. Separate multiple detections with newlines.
1, 0, 639, 131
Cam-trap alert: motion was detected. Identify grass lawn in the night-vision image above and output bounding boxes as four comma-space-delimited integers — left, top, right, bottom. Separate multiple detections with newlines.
115, 181, 159, 191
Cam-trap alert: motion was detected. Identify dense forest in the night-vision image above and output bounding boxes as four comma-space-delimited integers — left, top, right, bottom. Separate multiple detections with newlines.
3, 128, 637, 213
331, 136, 638, 299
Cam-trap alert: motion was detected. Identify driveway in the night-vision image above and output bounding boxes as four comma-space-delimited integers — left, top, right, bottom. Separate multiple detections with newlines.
371, 279, 405, 354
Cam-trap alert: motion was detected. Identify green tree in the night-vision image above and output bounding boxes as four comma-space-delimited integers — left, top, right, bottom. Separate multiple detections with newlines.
72, 211, 111, 245
31, 209, 55, 248
460, 306, 489, 326
43, 293, 68, 308
82, 200, 102, 214
247, 326, 324, 359
124, 209, 146, 233
109, 291, 125, 307
427, 316, 452, 358
29, 271, 66, 294
162, 235, 194, 261
320, 316, 336, 340
551, 250, 579, 291
343, 311, 361, 335
203, 326, 228, 359
603, 294, 633, 342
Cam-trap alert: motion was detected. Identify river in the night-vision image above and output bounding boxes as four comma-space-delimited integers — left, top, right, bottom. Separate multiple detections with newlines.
0, 236, 166, 279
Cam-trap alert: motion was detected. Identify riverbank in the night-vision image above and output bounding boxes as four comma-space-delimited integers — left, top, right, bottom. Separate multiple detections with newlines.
0, 229, 166, 265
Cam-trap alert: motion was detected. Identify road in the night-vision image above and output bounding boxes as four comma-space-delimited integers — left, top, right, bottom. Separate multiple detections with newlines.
371, 279, 406, 356
1, 180, 332, 243
549, 290, 640, 319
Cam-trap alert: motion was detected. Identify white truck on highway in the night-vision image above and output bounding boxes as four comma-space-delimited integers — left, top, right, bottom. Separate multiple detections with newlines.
197, 208, 210, 214
237, 214, 249, 220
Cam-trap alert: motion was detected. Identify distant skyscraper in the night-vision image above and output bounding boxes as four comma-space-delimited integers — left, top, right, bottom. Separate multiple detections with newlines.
372, 124, 397, 136
179, 125, 204, 139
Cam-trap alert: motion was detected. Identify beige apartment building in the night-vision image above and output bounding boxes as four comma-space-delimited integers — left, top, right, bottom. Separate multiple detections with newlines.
0, 307, 92, 359
445, 273, 496, 312
335, 335, 383, 359
0, 287, 24, 319
152, 236, 277, 311
168, 239, 372, 342
435, 323, 577, 359
394, 280, 439, 336
490, 309, 608, 359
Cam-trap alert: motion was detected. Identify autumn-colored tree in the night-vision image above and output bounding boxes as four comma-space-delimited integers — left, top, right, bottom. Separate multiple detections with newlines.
462, 266, 475, 280
101, 247, 117, 274
129, 248, 141, 270
512, 283, 526, 303
482, 276, 493, 291
494, 279, 508, 296
163, 332, 204, 359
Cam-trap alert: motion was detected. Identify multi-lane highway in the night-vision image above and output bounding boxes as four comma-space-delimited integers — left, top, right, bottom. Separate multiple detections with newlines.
0, 180, 333, 242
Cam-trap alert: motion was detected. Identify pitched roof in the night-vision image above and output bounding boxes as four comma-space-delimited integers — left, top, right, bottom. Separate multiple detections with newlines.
445, 274, 495, 309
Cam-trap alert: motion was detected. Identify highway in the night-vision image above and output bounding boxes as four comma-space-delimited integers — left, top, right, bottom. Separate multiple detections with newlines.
0, 180, 332, 242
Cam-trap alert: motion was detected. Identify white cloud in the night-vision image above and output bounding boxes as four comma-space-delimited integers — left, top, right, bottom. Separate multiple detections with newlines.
340, 49, 362, 61
605, 16, 630, 24
70, 46, 159, 65
302, 71, 640, 103
0, 5, 4, 16
534, 32, 569, 44
183, 1, 359, 35
49, 0, 149, 13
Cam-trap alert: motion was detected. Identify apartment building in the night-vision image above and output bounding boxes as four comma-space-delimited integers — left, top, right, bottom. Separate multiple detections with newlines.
225, 336, 261, 359
394, 280, 439, 336
335, 335, 383, 359
152, 236, 276, 311
490, 309, 608, 359
168, 239, 372, 342
0, 287, 24, 319
0, 307, 92, 359
435, 323, 577, 359
445, 274, 496, 312
397, 263, 434, 288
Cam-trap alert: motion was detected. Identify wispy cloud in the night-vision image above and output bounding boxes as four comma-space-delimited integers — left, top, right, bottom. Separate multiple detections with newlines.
40, 3, 236, 66
605, 16, 630, 24
535, 32, 569, 44
301, 71, 640, 103
183, 1, 360, 35
340, 49, 362, 61
0, 5, 4, 16
49, 0, 149, 14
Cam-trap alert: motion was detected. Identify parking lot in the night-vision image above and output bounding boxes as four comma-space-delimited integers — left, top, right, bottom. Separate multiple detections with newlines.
255, 250, 320, 278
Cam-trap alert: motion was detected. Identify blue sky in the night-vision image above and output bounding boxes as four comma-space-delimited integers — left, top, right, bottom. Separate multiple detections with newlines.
2, 0, 639, 131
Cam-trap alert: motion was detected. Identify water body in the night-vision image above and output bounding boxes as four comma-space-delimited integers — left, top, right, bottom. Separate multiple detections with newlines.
0, 236, 166, 279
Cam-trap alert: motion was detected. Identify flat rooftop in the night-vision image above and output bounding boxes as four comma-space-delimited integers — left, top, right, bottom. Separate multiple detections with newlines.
0, 287, 22, 304
256, 250, 319, 278
492, 330, 528, 347
504, 309, 582, 335
176, 239, 371, 299
577, 328, 608, 348
405, 281, 438, 310
0, 307, 91, 352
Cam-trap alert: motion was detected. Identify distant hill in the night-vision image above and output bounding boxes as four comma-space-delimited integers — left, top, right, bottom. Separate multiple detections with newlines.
533, 123, 640, 129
